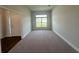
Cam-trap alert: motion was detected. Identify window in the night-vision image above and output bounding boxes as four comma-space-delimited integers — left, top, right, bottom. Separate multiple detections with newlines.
36, 15, 47, 27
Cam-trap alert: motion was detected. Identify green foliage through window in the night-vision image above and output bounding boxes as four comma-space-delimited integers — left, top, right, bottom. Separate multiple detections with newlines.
36, 15, 47, 27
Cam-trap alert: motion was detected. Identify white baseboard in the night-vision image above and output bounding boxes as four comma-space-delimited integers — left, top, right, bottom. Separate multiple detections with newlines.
22, 32, 30, 39
53, 30, 79, 52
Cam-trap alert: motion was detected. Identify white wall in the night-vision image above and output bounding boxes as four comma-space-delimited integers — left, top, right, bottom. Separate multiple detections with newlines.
0, 17, 1, 39
0, 8, 4, 39
52, 6, 79, 52
0, 6, 31, 52
0, 6, 31, 38
5, 6, 31, 38
10, 13, 22, 36
22, 9, 31, 38
0, 9, 2, 52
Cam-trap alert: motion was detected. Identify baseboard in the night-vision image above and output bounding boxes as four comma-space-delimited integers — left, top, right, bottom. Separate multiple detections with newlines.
22, 31, 31, 39
53, 30, 79, 52
22, 33, 29, 39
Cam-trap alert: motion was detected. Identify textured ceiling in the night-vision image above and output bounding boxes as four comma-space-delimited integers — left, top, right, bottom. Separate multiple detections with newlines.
27, 5, 55, 11
0, 5, 56, 11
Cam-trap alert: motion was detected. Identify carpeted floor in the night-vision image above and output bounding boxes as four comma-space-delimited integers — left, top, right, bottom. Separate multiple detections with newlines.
9, 30, 77, 53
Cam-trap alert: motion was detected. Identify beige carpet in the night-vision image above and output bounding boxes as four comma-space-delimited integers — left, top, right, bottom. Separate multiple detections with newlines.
9, 30, 77, 53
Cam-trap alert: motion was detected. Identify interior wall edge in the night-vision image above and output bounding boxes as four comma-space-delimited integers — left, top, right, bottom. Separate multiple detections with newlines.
53, 30, 79, 53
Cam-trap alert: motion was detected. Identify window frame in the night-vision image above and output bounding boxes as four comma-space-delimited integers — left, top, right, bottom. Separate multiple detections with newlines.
35, 15, 48, 28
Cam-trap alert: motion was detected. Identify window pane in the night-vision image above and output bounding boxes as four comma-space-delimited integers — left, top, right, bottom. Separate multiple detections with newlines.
36, 15, 47, 17
36, 18, 41, 22
42, 18, 47, 22
36, 22, 41, 27
36, 18, 41, 27
41, 18, 47, 27
36, 15, 47, 28
42, 22, 47, 27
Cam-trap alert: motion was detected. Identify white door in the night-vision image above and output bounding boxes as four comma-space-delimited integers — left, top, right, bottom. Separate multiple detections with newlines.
11, 14, 21, 36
